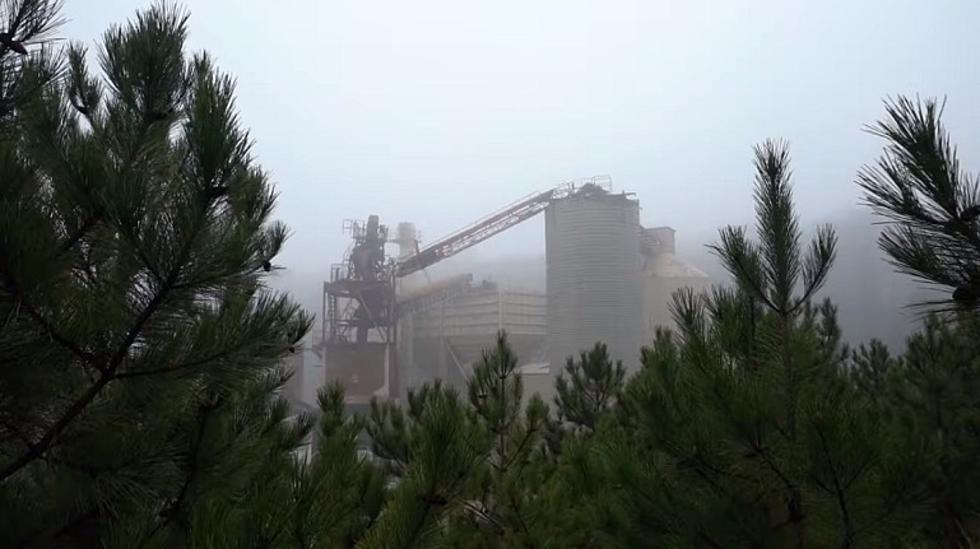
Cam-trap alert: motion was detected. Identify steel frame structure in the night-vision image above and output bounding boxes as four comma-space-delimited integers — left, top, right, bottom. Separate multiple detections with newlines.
321, 176, 613, 400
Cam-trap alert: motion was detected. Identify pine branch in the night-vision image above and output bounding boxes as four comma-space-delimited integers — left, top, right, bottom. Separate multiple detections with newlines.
506, 488, 532, 540
754, 139, 802, 312
745, 436, 806, 534
793, 224, 837, 312
141, 397, 221, 547
0, 367, 111, 481
461, 501, 506, 535
859, 96, 980, 308
709, 227, 781, 313
499, 423, 537, 473
0, 272, 99, 366
0, 0, 64, 57
0, 203, 200, 481
815, 425, 855, 548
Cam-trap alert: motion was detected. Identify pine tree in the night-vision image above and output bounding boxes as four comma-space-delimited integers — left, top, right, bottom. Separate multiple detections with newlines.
0, 4, 313, 546
855, 97, 980, 545
449, 332, 556, 547
565, 141, 931, 548
553, 342, 626, 434
362, 379, 486, 548
884, 315, 980, 544
849, 339, 897, 409
858, 96, 980, 311
360, 333, 584, 547
217, 381, 385, 548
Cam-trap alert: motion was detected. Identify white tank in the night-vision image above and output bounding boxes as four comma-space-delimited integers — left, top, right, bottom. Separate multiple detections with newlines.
545, 189, 643, 375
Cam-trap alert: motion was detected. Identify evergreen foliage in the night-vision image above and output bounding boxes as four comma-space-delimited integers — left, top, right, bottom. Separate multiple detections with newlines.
553, 342, 626, 433
0, 3, 313, 546
449, 333, 555, 547
884, 315, 980, 543
859, 97, 980, 310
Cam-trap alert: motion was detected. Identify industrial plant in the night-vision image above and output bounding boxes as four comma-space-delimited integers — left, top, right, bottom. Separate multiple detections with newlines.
311, 176, 709, 407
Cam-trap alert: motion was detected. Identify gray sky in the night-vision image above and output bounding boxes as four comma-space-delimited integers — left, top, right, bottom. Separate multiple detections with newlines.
63, 1, 980, 276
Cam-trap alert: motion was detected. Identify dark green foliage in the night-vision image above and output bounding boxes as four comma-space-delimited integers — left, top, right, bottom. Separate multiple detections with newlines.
0, 1, 63, 118
450, 332, 554, 547
233, 381, 383, 548
554, 342, 626, 433
360, 383, 484, 548
858, 97, 980, 311
886, 315, 980, 543
0, 3, 313, 547
850, 339, 897, 407
712, 140, 838, 317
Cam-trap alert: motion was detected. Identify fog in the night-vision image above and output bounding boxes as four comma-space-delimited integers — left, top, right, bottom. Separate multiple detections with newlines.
64, 1, 980, 348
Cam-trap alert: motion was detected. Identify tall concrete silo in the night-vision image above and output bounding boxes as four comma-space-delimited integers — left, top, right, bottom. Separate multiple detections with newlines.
545, 185, 643, 377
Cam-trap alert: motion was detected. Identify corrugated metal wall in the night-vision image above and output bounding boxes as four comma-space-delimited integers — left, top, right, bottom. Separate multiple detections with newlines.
546, 192, 643, 375
412, 287, 546, 341
405, 284, 548, 391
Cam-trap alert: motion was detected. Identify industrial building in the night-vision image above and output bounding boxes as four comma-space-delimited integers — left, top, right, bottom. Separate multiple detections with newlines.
404, 280, 547, 391
309, 177, 709, 406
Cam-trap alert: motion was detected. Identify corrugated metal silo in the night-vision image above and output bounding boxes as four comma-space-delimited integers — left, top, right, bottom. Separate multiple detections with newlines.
545, 186, 643, 375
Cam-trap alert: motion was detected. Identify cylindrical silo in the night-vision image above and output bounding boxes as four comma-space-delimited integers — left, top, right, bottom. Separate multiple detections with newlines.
546, 187, 643, 377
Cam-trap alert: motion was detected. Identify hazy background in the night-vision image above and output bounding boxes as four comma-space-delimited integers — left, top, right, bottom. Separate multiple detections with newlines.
63, 1, 980, 348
